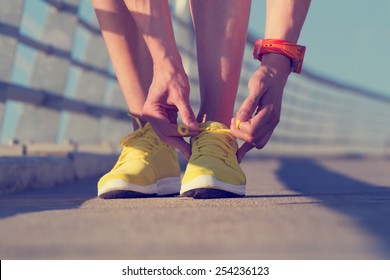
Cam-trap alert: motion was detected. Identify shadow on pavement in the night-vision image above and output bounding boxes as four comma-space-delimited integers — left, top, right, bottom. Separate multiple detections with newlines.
276, 157, 390, 258
0, 177, 98, 219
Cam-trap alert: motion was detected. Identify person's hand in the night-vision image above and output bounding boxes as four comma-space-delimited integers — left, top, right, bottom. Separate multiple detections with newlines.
230, 53, 291, 162
143, 58, 199, 159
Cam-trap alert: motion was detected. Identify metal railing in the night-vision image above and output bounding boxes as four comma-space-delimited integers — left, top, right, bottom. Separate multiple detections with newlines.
0, 0, 389, 157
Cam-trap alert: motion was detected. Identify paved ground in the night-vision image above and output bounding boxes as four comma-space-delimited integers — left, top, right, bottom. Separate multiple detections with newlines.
0, 156, 389, 259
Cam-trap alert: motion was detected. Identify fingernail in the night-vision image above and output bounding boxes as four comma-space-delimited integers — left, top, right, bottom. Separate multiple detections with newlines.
235, 119, 241, 130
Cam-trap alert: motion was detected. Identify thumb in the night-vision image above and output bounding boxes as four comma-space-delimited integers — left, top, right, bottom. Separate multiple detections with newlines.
237, 73, 270, 122
236, 96, 259, 122
176, 99, 199, 132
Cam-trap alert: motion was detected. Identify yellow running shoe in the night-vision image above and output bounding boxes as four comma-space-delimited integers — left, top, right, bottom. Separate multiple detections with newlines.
98, 122, 181, 199
180, 121, 246, 198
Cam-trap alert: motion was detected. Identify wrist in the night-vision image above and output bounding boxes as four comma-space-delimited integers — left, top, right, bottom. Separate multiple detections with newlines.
144, 37, 182, 68
150, 43, 183, 71
153, 55, 184, 74
260, 53, 291, 76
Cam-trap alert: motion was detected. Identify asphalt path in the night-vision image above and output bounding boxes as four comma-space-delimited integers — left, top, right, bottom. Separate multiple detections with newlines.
1, 156, 389, 259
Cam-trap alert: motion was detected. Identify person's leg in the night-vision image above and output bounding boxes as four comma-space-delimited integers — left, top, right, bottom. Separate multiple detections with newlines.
190, 0, 251, 126
181, 1, 251, 199
92, 0, 180, 199
92, 0, 152, 129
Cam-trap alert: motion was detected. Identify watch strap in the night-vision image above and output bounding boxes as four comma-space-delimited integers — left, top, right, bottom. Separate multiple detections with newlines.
253, 39, 306, 74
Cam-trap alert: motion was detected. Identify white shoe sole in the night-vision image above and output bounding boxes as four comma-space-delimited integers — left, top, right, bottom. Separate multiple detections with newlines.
180, 175, 245, 198
98, 177, 181, 199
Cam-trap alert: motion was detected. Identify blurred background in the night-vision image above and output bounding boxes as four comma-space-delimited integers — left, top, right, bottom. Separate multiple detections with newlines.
1, 0, 389, 157
1, 0, 390, 261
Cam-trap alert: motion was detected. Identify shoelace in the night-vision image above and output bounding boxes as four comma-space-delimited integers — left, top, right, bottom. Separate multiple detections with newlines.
119, 114, 238, 162
117, 116, 161, 164
177, 119, 241, 136
178, 120, 236, 161
193, 125, 236, 160
177, 114, 239, 160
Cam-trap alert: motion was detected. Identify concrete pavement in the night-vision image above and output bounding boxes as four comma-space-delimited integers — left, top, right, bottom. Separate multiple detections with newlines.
0, 156, 389, 259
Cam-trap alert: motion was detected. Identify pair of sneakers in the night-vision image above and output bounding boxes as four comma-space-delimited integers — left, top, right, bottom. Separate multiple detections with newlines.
97, 120, 246, 199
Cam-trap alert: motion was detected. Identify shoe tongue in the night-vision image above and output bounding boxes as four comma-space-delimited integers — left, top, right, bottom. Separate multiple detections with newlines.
193, 121, 237, 156
120, 123, 157, 148
203, 121, 228, 130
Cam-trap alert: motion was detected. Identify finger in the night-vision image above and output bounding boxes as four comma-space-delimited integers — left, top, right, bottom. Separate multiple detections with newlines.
230, 117, 247, 137
176, 98, 199, 133
167, 109, 178, 124
235, 96, 259, 122
235, 81, 269, 122
162, 136, 192, 160
143, 103, 182, 136
236, 142, 254, 163
151, 119, 196, 138
232, 102, 277, 135
254, 130, 274, 150
230, 114, 266, 143
236, 129, 273, 163
231, 111, 276, 148
145, 112, 192, 158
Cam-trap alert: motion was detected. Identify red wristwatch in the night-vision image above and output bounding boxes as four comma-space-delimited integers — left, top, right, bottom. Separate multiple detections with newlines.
253, 39, 306, 74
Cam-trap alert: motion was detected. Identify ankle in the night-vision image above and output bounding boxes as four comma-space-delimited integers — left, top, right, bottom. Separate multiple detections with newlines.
196, 113, 231, 127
